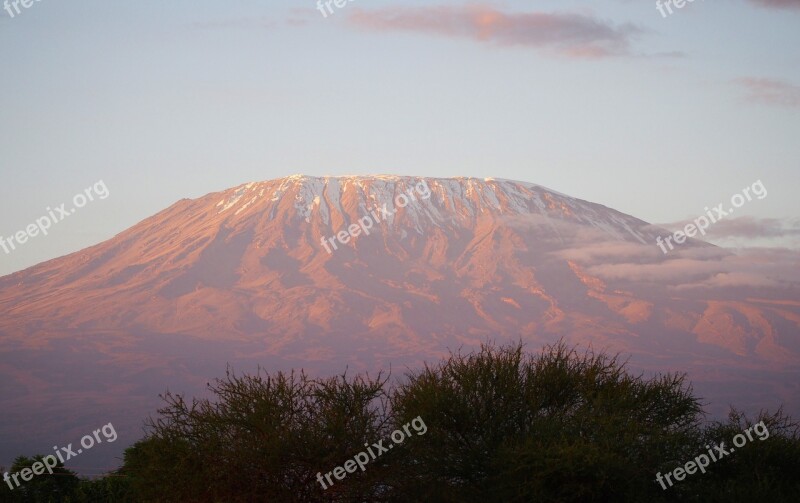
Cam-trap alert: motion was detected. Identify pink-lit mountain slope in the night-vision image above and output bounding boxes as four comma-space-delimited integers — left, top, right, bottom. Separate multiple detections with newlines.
1, 175, 798, 470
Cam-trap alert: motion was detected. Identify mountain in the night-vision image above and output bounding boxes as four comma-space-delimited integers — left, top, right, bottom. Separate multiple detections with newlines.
1, 175, 798, 472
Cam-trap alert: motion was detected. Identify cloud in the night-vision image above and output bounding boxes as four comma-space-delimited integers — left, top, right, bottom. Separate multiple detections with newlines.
661, 216, 800, 240
705, 217, 800, 239
673, 271, 780, 290
736, 77, 800, 108
287, 8, 313, 26
569, 243, 800, 290
570, 240, 800, 291
191, 17, 275, 30
670, 247, 800, 290
747, 0, 800, 10
347, 5, 644, 58
504, 213, 799, 293
587, 258, 728, 283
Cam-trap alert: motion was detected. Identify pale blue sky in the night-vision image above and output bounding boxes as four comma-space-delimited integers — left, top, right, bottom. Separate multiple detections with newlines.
1, 0, 798, 275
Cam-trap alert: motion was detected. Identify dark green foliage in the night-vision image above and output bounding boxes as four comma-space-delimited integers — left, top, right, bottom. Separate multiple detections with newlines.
5, 341, 800, 502
0, 455, 79, 503
0, 457, 133, 503
73, 472, 134, 503
127, 367, 392, 502
389, 341, 704, 502
677, 408, 800, 502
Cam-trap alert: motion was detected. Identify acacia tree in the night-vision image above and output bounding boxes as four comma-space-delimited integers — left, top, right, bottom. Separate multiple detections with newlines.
683, 407, 800, 501
388, 341, 704, 502
124, 367, 392, 502
119, 342, 800, 502
0, 455, 79, 503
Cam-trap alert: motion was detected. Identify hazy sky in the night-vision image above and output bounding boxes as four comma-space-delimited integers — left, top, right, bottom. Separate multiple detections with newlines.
1, 0, 798, 275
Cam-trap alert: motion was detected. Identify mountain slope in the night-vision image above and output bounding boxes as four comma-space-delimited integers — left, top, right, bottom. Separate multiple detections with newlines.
1, 175, 797, 361
0, 176, 696, 342
1, 175, 798, 471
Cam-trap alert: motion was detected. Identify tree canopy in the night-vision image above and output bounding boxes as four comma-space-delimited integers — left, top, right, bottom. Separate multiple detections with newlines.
4, 341, 799, 502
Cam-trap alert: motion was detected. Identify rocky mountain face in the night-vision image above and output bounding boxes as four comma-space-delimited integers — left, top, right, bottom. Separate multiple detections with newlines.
1, 175, 798, 472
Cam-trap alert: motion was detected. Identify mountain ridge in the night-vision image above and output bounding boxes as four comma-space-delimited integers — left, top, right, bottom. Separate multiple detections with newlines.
0, 175, 798, 465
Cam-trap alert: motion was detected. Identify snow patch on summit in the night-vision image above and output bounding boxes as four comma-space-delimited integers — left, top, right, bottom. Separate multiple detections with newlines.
213, 175, 658, 244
